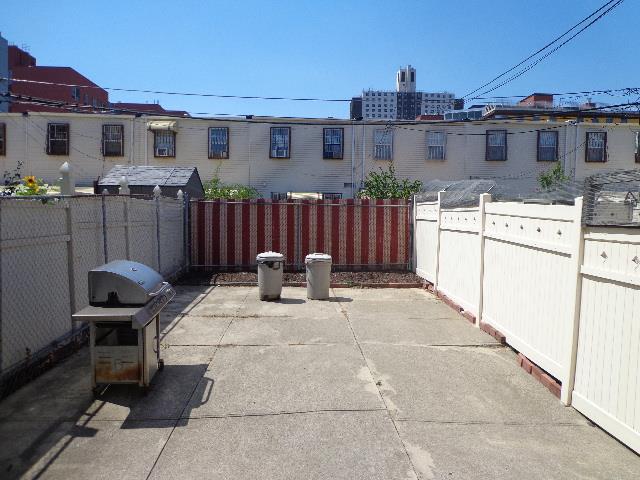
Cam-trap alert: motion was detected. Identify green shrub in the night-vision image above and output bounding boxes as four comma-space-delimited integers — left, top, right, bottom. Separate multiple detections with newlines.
204, 175, 259, 200
358, 165, 422, 199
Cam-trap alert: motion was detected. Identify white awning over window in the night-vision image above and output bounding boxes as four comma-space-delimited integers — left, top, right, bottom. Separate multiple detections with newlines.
147, 120, 177, 131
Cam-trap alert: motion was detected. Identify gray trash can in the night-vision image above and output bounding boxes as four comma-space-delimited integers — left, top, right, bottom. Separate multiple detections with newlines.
257, 251, 284, 301
305, 253, 332, 300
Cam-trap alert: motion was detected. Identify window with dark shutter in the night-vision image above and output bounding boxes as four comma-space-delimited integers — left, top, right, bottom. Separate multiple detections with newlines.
537, 130, 558, 161
486, 130, 507, 161
47, 123, 70, 155
208, 127, 229, 159
270, 127, 290, 158
585, 132, 606, 162
323, 128, 343, 159
102, 125, 124, 157
154, 130, 176, 157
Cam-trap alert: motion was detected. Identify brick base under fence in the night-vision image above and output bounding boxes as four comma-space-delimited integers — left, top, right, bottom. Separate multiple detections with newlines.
190, 199, 412, 271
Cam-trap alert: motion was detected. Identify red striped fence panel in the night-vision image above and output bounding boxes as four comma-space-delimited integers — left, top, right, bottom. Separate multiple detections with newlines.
190, 199, 411, 270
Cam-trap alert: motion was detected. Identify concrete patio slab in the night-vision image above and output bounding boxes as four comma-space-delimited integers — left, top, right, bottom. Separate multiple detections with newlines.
84, 346, 214, 421
185, 286, 251, 317
21, 419, 174, 480
185, 344, 384, 417
236, 287, 345, 320
0, 350, 92, 421
362, 343, 585, 425
221, 315, 354, 345
149, 411, 416, 480
1, 285, 638, 479
333, 288, 434, 303
348, 310, 495, 346
161, 285, 215, 315
395, 421, 640, 480
160, 315, 231, 346
338, 298, 456, 319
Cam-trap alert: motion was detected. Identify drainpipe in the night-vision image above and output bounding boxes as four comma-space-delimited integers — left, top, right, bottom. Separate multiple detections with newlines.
350, 121, 355, 198
144, 116, 148, 166
361, 123, 365, 188
573, 121, 579, 180
129, 116, 134, 166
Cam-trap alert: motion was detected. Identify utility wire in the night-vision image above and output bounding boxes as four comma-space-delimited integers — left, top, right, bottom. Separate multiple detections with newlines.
5, 93, 639, 129
463, 0, 624, 99
4, 76, 639, 106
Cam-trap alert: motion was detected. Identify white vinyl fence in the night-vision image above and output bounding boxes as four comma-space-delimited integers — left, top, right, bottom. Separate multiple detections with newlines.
414, 194, 640, 454
0, 194, 186, 375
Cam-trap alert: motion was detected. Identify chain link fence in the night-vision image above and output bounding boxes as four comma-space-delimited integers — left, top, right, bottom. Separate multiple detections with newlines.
0, 193, 187, 399
582, 169, 640, 226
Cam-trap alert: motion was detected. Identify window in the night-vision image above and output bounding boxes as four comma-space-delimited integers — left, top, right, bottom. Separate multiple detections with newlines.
635, 132, 640, 164
270, 127, 290, 158
537, 130, 558, 161
102, 125, 124, 157
426, 131, 446, 160
586, 132, 606, 162
47, 123, 69, 155
486, 130, 507, 161
71, 87, 80, 101
208, 127, 229, 159
323, 128, 343, 159
401, 71, 406, 82
374, 129, 393, 160
154, 130, 176, 157
0, 123, 5, 156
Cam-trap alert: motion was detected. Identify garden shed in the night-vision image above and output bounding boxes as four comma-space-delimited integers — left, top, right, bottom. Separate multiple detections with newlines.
98, 165, 205, 198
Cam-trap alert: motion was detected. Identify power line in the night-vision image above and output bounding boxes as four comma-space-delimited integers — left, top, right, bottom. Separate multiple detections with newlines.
0, 77, 351, 103
463, 0, 624, 99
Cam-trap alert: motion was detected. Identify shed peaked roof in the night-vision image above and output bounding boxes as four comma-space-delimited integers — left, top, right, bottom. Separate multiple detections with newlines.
99, 165, 201, 187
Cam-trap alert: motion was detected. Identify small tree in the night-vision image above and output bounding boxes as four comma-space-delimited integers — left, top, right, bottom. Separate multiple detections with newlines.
538, 163, 569, 191
204, 175, 260, 200
358, 165, 422, 199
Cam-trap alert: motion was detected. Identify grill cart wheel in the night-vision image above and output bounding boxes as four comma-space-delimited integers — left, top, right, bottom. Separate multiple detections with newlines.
158, 359, 165, 371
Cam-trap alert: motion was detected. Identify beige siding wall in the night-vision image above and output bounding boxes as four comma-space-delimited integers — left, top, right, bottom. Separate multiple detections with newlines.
1, 112, 638, 195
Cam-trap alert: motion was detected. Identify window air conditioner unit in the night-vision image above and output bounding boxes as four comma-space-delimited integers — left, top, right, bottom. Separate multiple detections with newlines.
156, 148, 169, 156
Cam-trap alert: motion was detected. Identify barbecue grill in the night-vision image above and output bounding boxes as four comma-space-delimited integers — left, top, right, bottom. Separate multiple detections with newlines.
72, 260, 175, 394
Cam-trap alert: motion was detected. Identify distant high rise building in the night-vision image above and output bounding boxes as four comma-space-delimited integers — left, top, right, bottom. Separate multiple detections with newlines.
350, 65, 458, 120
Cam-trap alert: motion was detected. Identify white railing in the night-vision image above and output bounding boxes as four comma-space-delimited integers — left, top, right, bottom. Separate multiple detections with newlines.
413, 194, 640, 454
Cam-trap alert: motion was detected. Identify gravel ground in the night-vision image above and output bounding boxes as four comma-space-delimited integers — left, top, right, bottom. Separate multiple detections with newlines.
179, 270, 423, 285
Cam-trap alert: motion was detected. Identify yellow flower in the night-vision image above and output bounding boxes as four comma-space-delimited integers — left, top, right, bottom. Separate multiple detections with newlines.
24, 176, 37, 188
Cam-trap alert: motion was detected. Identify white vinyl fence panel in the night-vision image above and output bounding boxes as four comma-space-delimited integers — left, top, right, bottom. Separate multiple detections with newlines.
481, 201, 581, 384
0, 195, 186, 372
572, 227, 640, 454
437, 207, 480, 315
414, 201, 439, 282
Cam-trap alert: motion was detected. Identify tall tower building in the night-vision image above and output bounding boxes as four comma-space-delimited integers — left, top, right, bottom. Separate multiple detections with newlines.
351, 65, 458, 120
396, 65, 416, 93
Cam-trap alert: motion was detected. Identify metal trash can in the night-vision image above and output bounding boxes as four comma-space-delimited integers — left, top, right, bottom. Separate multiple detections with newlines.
257, 251, 284, 301
305, 253, 332, 300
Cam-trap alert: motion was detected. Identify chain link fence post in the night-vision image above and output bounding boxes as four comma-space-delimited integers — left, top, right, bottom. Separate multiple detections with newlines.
101, 189, 108, 263
153, 185, 162, 274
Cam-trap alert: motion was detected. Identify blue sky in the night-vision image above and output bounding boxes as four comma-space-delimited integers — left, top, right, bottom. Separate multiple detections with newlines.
2, 0, 637, 118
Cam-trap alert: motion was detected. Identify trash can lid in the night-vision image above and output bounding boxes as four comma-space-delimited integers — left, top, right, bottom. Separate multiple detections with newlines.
305, 252, 332, 263
257, 251, 284, 262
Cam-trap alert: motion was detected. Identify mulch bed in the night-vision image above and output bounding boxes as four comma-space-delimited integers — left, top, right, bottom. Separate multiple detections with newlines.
178, 270, 424, 288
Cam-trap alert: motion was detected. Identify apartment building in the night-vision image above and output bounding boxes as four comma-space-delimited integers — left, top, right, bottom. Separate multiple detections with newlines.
1, 109, 638, 198
353, 65, 457, 120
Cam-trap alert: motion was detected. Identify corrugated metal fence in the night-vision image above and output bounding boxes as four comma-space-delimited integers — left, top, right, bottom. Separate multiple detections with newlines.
190, 199, 411, 270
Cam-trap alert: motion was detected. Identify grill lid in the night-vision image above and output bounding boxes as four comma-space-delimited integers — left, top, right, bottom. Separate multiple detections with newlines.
89, 260, 166, 306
